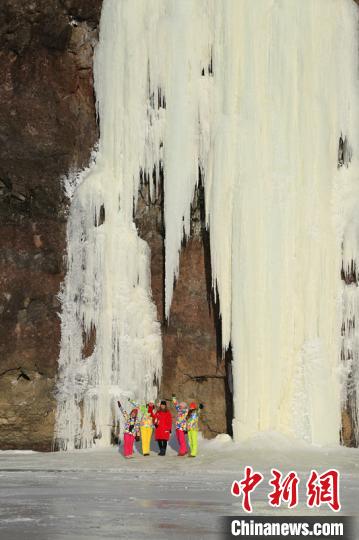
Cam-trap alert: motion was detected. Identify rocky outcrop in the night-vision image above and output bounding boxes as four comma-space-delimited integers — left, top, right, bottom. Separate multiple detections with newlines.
136, 184, 231, 438
0, 0, 101, 450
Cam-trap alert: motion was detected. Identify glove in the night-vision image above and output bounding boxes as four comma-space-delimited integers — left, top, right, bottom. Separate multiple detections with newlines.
199, 403, 204, 409
117, 401, 122, 408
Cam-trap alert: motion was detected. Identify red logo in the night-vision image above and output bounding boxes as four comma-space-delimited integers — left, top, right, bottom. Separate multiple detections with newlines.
268, 469, 300, 508
231, 466, 264, 513
306, 469, 341, 512
231, 467, 341, 513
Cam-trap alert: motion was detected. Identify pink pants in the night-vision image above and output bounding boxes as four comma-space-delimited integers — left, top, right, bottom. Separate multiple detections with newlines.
123, 432, 135, 457
176, 429, 187, 455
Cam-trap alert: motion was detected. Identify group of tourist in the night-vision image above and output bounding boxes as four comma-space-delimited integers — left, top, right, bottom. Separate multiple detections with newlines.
117, 396, 204, 458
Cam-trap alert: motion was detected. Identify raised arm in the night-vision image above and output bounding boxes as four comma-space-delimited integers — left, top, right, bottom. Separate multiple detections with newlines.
117, 400, 129, 421
198, 403, 204, 419
121, 408, 129, 421
172, 394, 180, 411
128, 398, 140, 409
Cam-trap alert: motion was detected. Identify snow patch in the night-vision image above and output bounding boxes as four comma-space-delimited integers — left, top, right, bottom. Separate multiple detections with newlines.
0, 450, 37, 454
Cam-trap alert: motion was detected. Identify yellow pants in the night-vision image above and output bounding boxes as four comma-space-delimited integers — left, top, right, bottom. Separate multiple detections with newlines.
188, 429, 198, 457
140, 427, 152, 455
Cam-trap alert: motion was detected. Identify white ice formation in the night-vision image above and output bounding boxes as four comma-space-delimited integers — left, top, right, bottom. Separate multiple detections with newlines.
56, 0, 359, 449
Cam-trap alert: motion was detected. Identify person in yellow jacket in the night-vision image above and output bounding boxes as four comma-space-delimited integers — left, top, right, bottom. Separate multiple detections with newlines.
139, 403, 155, 456
186, 402, 204, 457
129, 399, 154, 456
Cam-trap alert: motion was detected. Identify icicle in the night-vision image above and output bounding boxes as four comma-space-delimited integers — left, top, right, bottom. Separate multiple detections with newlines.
163, 0, 214, 317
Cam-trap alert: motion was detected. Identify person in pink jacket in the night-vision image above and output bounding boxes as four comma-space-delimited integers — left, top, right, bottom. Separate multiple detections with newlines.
172, 395, 188, 456
117, 401, 140, 459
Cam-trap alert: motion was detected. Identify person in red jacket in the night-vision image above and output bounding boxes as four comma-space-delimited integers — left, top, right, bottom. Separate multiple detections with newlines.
151, 400, 172, 456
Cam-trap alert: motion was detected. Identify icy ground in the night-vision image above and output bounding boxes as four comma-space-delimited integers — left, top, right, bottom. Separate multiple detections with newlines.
0, 434, 358, 540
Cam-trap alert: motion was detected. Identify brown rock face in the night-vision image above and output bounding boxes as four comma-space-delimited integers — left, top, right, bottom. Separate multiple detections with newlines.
136, 183, 232, 438
0, 0, 102, 450
161, 237, 231, 437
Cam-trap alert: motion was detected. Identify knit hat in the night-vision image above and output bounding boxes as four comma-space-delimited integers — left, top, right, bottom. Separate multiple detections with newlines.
189, 402, 197, 409
179, 402, 187, 409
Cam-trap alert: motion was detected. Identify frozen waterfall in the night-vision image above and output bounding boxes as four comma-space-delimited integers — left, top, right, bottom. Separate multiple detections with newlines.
55, 0, 359, 449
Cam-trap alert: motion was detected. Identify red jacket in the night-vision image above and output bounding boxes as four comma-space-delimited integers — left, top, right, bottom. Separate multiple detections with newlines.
151, 409, 172, 440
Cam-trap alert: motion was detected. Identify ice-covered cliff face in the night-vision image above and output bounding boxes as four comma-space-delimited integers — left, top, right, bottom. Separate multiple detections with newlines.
56, 0, 359, 449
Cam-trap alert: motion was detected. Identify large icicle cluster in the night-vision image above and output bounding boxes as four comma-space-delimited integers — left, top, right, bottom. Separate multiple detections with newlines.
56, 0, 359, 449
55, 2, 164, 450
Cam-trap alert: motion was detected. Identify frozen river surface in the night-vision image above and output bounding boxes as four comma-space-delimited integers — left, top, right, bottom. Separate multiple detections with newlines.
0, 435, 358, 539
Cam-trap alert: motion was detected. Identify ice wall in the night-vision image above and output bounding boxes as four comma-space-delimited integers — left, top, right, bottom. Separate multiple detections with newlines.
162, 0, 359, 445
56, 0, 359, 449
218, 0, 359, 446
55, 3, 163, 450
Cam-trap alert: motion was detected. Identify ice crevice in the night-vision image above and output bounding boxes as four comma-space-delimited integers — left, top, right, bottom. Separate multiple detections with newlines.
55, 0, 359, 450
